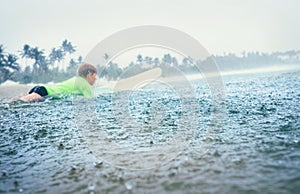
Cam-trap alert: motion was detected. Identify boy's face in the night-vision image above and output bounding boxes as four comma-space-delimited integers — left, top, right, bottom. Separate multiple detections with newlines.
86, 72, 97, 85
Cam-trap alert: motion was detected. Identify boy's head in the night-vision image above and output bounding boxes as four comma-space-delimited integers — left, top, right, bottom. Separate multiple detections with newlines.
78, 63, 97, 85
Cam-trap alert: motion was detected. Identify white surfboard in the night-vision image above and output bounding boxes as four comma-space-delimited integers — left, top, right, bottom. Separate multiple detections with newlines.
94, 67, 162, 96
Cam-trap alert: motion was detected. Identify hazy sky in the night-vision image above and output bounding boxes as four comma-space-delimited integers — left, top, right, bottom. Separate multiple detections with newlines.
1, 0, 299, 57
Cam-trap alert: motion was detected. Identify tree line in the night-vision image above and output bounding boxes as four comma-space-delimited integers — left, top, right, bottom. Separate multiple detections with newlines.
0, 40, 82, 84
98, 51, 300, 79
211, 51, 300, 71
1, 40, 300, 84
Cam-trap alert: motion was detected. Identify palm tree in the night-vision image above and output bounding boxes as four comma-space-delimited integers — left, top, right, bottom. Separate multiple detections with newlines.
30, 47, 47, 74
103, 53, 109, 61
19, 44, 32, 69
49, 48, 64, 68
171, 57, 178, 67
78, 56, 82, 64
61, 39, 76, 54
66, 57, 81, 77
144, 56, 153, 64
162, 54, 172, 65
19, 44, 50, 82
106, 62, 122, 80
61, 40, 76, 71
137, 54, 143, 64
153, 57, 160, 66
20, 44, 31, 58
0, 45, 20, 83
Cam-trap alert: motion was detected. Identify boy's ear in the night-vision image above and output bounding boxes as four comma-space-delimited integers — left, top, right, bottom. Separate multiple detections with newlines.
86, 71, 92, 77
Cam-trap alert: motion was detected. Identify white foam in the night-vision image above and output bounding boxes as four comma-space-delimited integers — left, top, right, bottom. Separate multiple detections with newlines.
0, 80, 20, 86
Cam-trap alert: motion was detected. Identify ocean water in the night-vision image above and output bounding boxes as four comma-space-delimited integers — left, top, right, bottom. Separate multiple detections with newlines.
0, 69, 300, 193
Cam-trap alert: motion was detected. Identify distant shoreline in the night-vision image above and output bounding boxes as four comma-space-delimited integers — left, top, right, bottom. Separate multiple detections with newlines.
156, 64, 300, 83
191, 64, 300, 80
1, 64, 299, 100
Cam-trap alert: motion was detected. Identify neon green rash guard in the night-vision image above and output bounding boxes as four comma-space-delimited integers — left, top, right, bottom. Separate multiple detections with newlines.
45, 76, 92, 98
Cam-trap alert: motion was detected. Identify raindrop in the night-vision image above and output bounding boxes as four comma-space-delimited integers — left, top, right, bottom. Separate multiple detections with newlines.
71, 165, 77, 171
18, 136, 23, 141
88, 182, 95, 192
125, 181, 133, 190
58, 143, 64, 150
2, 170, 7, 176
183, 156, 189, 162
168, 169, 177, 177
93, 161, 103, 168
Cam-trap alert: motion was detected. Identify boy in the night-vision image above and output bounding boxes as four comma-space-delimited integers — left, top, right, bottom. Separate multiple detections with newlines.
19, 63, 97, 102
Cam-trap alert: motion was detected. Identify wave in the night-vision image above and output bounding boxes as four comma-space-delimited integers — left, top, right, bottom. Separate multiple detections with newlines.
184, 64, 300, 81
0, 80, 20, 86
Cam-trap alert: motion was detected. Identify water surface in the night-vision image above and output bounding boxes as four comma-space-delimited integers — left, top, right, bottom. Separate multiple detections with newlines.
0, 70, 300, 193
